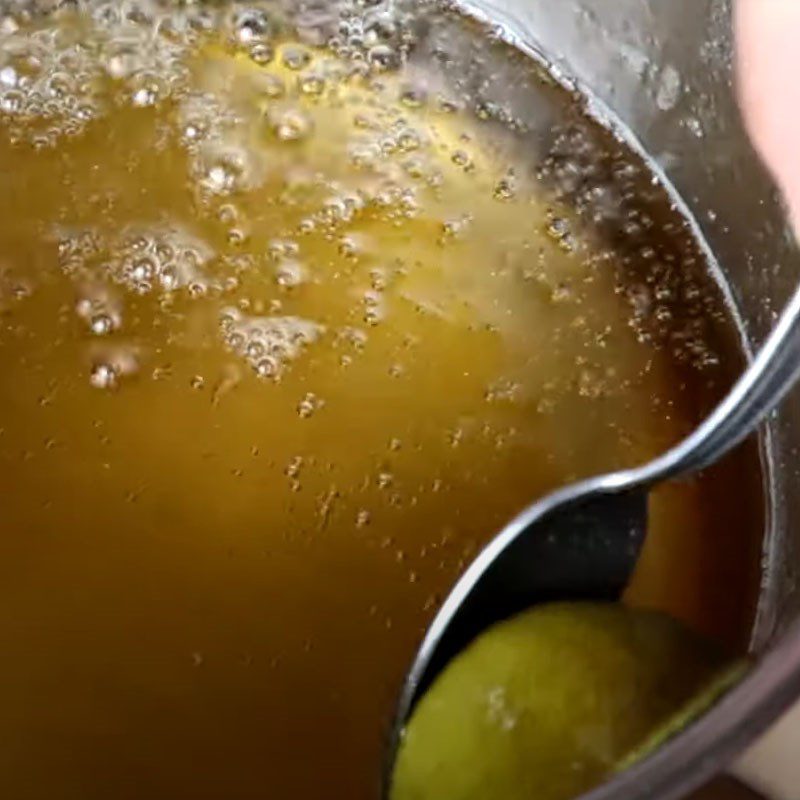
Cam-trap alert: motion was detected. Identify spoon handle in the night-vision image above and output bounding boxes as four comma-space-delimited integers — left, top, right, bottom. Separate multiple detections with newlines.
643, 284, 800, 483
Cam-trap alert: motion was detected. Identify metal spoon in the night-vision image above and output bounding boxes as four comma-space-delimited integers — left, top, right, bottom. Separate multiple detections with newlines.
384, 282, 800, 785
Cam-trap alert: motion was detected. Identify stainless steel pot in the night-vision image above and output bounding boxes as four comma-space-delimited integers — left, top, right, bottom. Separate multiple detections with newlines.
3, 0, 792, 795
453, 0, 800, 797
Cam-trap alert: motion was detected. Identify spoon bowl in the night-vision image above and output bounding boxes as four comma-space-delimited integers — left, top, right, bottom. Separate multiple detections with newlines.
390, 481, 648, 730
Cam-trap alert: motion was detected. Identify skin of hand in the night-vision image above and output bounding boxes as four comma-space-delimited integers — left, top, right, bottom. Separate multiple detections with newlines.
736, 0, 800, 230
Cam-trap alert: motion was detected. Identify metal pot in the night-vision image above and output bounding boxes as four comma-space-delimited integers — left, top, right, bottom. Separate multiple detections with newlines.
454, 0, 800, 797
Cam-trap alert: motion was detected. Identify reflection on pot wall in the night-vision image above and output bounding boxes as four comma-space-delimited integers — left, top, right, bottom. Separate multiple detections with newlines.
461, 0, 800, 651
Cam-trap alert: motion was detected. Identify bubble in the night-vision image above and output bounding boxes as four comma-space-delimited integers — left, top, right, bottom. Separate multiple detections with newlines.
546, 216, 570, 239
206, 162, 237, 193
196, 137, 265, 197
685, 116, 704, 138
248, 43, 273, 65
367, 44, 398, 71
476, 100, 499, 121
130, 256, 155, 282
399, 84, 426, 108
156, 265, 177, 290
437, 95, 459, 114
0, 66, 18, 88
451, 149, 471, 168
380, 136, 398, 155
355, 509, 371, 528
188, 280, 207, 299
90, 362, 117, 390
245, 339, 264, 360
338, 235, 360, 258
297, 392, 323, 418
88, 342, 139, 387
348, 142, 380, 169
298, 73, 325, 96
253, 72, 285, 98
275, 259, 306, 288
353, 113, 373, 131
222, 328, 245, 353
44, 70, 71, 99
298, 217, 316, 234
0, 90, 23, 113
493, 176, 516, 201
216, 204, 237, 226
281, 45, 311, 71
182, 121, 204, 142
369, 268, 387, 291
226, 227, 249, 246
268, 106, 313, 142
232, 8, 272, 44
655, 305, 673, 324
440, 214, 472, 242
90, 313, 114, 335
105, 47, 137, 80
190, 375, 205, 390
131, 70, 169, 108
131, 79, 161, 107
403, 157, 426, 179
255, 357, 278, 379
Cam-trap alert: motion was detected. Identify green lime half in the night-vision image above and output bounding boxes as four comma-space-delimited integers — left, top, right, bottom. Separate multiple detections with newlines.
391, 603, 738, 800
